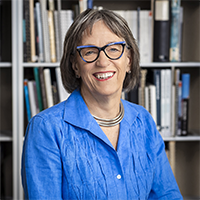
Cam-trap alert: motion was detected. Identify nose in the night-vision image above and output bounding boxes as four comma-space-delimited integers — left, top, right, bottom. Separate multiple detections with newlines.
96, 50, 110, 67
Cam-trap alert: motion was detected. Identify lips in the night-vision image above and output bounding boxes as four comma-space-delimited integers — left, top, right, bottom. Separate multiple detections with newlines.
93, 72, 115, 80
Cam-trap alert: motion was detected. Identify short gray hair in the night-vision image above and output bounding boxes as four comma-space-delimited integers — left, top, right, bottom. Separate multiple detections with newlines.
60, 9, 140, 93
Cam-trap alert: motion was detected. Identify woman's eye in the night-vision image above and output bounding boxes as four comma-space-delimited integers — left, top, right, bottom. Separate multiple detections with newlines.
110, 48, 119, 52
85, 51, 95, 56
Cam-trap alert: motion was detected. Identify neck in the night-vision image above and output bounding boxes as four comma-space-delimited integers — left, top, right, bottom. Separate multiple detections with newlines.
80, 89, 122, 120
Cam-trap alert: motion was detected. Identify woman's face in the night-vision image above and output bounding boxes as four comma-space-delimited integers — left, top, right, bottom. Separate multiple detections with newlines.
73, 20, 131, 100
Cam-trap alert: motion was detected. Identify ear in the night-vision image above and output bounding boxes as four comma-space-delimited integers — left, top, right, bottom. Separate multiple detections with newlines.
72, 62, 80, 78
126, 50, 132, 73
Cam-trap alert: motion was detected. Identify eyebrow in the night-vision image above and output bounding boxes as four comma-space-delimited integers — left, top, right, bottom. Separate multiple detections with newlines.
77, 41, 125, 48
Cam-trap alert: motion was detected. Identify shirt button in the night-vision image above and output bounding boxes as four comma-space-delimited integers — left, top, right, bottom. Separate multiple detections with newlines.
117, 174, 121, 180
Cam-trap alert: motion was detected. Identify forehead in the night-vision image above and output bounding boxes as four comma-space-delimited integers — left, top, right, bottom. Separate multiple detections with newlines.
80, 20, 122, 45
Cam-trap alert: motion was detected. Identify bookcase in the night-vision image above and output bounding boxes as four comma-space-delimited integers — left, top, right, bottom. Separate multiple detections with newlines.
0, 0, 12, 199
9, 0, 200, 199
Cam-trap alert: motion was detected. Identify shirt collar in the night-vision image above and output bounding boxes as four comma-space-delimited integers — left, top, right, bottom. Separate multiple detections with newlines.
63, 89, 139, 146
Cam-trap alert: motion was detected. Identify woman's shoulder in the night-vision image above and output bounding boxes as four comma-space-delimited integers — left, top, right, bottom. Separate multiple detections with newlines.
122, 100, 161, 144
34, 100, 67, 122
122, 99, 152, 120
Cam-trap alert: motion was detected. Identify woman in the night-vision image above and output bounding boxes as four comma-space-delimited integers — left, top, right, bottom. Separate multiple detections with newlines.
21, 9, 183, 200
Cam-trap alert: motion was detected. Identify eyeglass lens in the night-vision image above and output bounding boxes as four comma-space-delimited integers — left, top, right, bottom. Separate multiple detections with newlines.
80, 43, 124, 62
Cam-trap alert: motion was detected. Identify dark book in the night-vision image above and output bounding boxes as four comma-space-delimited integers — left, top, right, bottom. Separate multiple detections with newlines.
153, 0, 170, 62
153, 69, 161, 131
128, 86, 139, 104
24, 0, 31, 62
39, 67, 48, 110
181, 73, 190, 136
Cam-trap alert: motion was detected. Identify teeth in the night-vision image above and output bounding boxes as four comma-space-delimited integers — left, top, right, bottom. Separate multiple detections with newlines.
95, 72, 114, 79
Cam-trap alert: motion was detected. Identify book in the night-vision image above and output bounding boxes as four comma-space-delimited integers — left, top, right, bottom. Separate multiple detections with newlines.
153, 69, 161, 131
48, 10, 57, 63
178, 7, 183, 62
48, 0, 55, 11
60, 10, 74, 50
39, 67, 48, 110
35, 2, 44, 62
24, 79, 31, 121
33, 67, 43, 111
169, 0, 181, 62
43, 68, 54, 108
171, 85, 176, 137
55, 67, 70, 102
79, 0, 87, 13
160, 69, 166, 136
145, 86, 150, 112
149, 84, 157, 124
181, 73, 190, 136
27, 80, 39, 117
24, 0, 31, 62
87, 0, 93, 9
29, 0, 37, 62
138, 69, 147, 108
40, 0, 51, 62
177, 81, 182, 136
54, 11, 61, 62
34, 7, 39, 61
128, 87, 138, 104
165, 69, 172, 135
139, 10, 152, 63
153, 0, 170, 62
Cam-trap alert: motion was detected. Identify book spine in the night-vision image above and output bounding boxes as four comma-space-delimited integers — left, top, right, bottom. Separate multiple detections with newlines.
24, 79, 31, 121
27, 80, 38, 117
55, 67, 70, 102
23, 19, 27, 62
30, 0, 37, 62
48, 0, 55, 11
48, 10, 57, 63
154, 69, 161, 131
153, 0, 170, 62
169, 0, 181, 62
178, 7, 183, 62
177, 81, 182, 136
79, 0, 87, 13
149, 85, 157, 124
33, 67, 43, 111
139, 10, 152, 63
165, 69, 171, 136
161, 69, 166, 136
35, 2, 44, 62
181, 73, 190, 136
139, 69, 147, 108
39, 67, 48, 109
40, 0, 51, 62
87, 0, 93, 9
54, 11, 61, 62
43, 68, 54, 108
145, 86, 149, 112
24, 0, 31, 62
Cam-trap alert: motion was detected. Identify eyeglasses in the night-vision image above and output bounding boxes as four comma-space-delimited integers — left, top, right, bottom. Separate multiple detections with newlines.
76, 41, 126, 63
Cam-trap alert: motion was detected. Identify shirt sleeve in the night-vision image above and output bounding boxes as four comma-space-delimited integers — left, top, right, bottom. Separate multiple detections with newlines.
146, 113, 183, 200
21, 115, 63, 200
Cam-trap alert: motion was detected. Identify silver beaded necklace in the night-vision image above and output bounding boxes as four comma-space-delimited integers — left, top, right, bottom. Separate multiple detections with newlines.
92, 102, 124, 127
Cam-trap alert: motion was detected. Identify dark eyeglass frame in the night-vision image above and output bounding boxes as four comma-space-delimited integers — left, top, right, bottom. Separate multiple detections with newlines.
76, 41, 126, 63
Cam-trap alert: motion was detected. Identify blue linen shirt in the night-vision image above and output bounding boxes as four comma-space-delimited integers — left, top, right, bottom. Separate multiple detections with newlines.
21, 89, 183, 200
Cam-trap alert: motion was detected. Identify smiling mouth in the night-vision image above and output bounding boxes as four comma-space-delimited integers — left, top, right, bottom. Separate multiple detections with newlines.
93, 72, 115, 80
